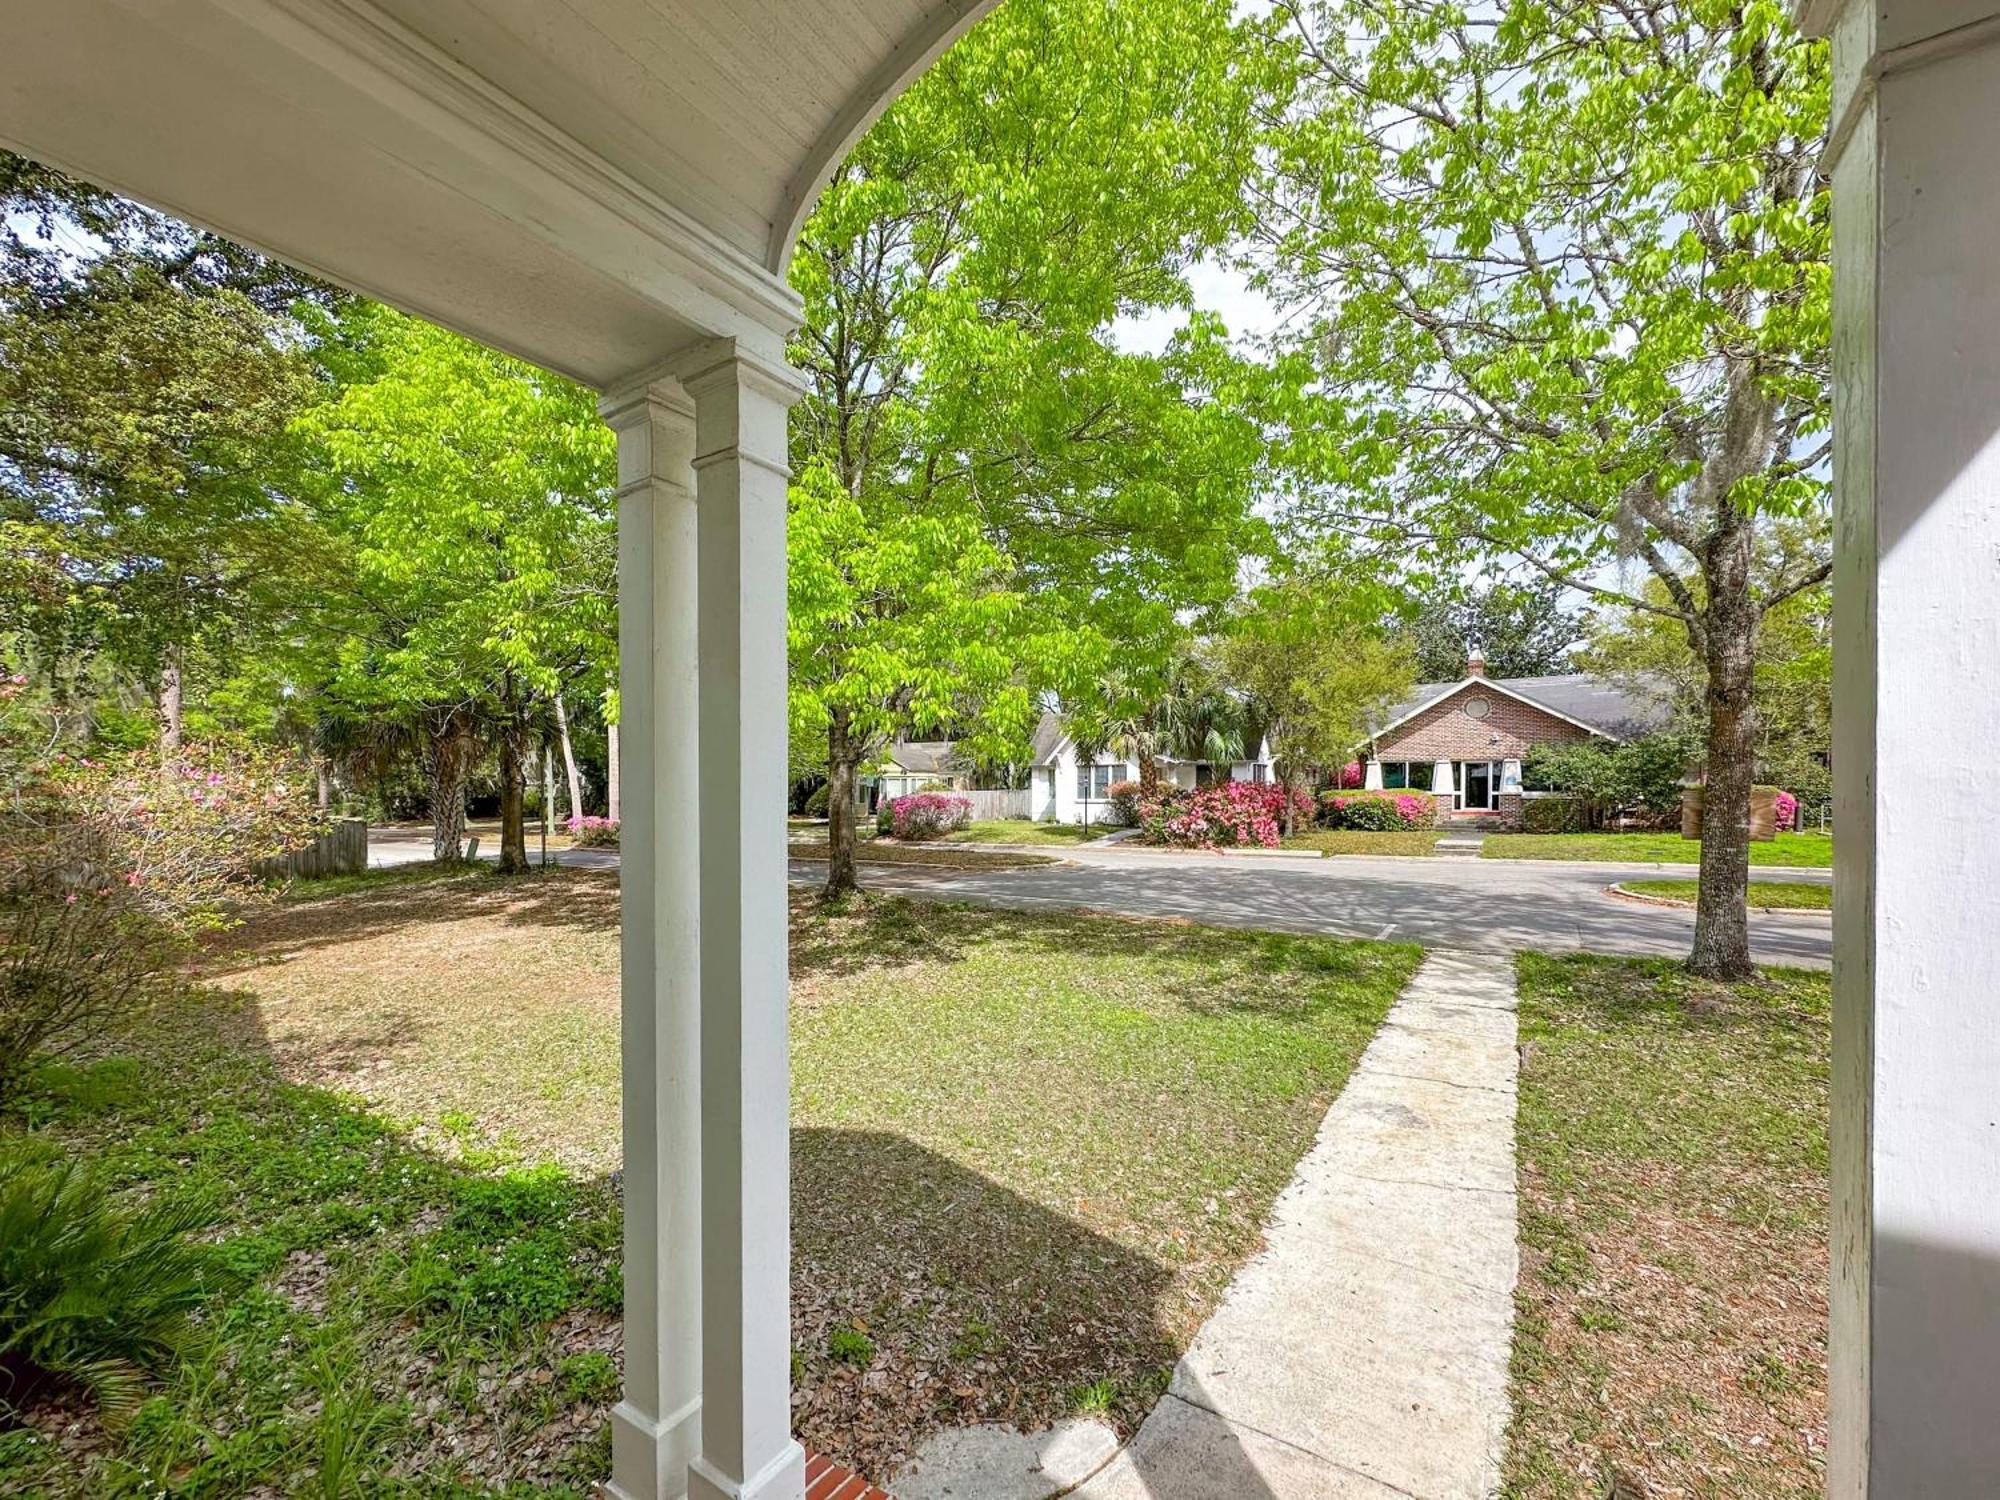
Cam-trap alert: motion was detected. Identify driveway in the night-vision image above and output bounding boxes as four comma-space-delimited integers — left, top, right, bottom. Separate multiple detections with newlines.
363, 828, 1831, 968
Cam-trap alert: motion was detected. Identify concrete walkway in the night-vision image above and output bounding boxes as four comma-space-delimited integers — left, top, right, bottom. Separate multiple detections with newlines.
1073, 950, 1520, 1500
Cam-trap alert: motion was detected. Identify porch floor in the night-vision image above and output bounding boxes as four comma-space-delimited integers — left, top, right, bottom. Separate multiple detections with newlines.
808, 1450, 895, 1500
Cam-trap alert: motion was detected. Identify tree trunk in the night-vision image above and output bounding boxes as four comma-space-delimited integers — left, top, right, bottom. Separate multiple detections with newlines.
555, 693, 586, 824
543, 741, 559, 828
426, 716, 475, 863
316, 758, 333, 812
1137, 745, 1160, 793
496, 684, 531, 875
158, 651, 184, 753
1689, 533, 1759, 980
825, 710, 860, 898
606, 720, 621, 823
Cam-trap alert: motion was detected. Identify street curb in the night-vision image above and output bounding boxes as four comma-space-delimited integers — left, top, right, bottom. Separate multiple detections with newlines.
1606, 881, 1832, 918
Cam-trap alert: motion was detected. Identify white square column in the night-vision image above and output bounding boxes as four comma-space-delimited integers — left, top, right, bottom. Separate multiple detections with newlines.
681, 344, 808, 1500
1811, 0, 2000, 1491
1363, 759, 1384, 791
1431, 759, 1456, 811
601, 377, 705, 1500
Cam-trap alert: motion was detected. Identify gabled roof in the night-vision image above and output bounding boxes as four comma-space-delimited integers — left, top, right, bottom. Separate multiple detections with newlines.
880, 740, 959, 775
1029, 712, 1067, 766
1368, 672, 1673, 745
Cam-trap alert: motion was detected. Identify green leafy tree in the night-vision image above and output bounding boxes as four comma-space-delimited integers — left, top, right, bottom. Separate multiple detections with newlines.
1581, 558, 1831, 810
1222, 584, 1415, 832
1262, 0, 1830, 976
0, 248, 317, 747
297, 305, 615, 869
1065, 641, 1250, 794
1400, 581, 1586, 682
788, 0, 1272, 893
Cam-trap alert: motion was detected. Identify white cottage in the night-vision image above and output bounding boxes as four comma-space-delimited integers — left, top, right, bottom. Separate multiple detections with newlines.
1026, 711, 1277, 824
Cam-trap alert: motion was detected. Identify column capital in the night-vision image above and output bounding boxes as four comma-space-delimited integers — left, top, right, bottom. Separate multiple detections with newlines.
602, 338, 810, 416
1802, 0, 2000, 173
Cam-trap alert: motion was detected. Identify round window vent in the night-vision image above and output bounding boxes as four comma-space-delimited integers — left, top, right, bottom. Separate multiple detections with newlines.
1464, 696, 1492, 720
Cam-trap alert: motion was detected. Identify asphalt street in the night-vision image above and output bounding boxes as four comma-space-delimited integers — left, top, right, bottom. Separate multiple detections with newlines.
369, 827, 1831, 967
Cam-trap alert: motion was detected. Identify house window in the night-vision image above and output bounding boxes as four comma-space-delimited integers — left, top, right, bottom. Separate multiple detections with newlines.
1076, 762, 1123, 799
1252, 763, 1269, 784
1383, 761, 1409, 789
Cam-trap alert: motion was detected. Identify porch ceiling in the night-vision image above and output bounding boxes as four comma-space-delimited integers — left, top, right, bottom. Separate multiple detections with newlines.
0, 0, 997, 384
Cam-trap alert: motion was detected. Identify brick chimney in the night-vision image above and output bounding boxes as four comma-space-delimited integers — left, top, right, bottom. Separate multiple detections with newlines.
1467, 645, 1488, 678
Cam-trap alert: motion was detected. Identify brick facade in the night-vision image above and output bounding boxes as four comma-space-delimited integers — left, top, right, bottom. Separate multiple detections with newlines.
1373, 683, 1596, 830
1374, 683, 1594, 762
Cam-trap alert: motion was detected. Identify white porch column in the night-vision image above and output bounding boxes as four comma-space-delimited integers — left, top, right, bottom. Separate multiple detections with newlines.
681, 343, 808, 1500
602, 377, 704, 1500
1363, 758, 1384, 790
1431, 759, 1456, 810
1811, 1, 2000, 1491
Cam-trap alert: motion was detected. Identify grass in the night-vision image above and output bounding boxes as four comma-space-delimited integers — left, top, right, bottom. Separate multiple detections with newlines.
1620, 879, 1831, 911
1505, 953, 1830, 1499
787, 839, 1056, 870
940, 819, 1108, 846
2, 870, 1419, 1490
1279, 829, 1441, 857
1483, 830, 1834, 867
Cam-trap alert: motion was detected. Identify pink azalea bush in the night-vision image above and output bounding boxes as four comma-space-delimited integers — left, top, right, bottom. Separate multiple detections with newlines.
886, 792, 973, 841
1337, 761, 1365, 789
1773, 790, 1799, 832
1137, 781, 1312, 849
0, 730, 323, 1105
566, 814, 620, 848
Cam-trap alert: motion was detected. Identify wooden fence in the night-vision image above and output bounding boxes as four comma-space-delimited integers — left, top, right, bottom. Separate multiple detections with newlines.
257, 817, 369, 879
961, 788, 1032, 821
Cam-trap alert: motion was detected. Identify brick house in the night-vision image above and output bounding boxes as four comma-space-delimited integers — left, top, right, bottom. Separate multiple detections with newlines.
1363, 650, 1669, 828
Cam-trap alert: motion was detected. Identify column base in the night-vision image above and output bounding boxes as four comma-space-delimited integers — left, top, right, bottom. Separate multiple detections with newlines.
688, 1442, 807, 1500
606, 1397, 701, 1500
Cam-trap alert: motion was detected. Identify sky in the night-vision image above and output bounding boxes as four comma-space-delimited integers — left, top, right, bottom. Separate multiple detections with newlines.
1109, 254, 1280, 356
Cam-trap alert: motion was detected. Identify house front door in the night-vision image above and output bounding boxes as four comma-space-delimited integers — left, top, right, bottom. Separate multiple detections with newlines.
1462, 761, 1493, 811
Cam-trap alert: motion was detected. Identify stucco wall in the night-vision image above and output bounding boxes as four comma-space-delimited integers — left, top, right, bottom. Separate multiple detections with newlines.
1375, 684, 1594, 762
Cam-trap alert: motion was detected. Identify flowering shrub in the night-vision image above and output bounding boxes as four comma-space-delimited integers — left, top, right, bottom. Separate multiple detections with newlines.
885, 792, 972, 841
1105, 780, 1143, 827
566, 814, 620, 848
1318, 791, 1438, 831
0, 737, 322, 1106
1337, 762, 1364, 789
1136, 781, 1311, 849
1772, 790, 1799, 832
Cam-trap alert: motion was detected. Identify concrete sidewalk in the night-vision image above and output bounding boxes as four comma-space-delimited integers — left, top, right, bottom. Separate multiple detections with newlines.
1072, 950, 1519, 1500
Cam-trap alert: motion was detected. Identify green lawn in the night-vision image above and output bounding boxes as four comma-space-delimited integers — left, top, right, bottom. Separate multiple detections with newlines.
1620, 879, 1831, 911
1, 870, 1417, 1492
1279, 829, 1441, 857
1483, 831, 1834, 867
1507, 954, 1829, 1499
940, 818, 1109, 846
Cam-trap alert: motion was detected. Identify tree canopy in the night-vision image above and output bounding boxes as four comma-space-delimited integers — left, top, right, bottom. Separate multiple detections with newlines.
1259, 0, 1831, 974
788, 0, 1276, 889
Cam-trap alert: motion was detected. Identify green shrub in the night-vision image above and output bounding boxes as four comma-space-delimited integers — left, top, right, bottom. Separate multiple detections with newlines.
803, 784, 831, 817
0, 1138, 235, 1419
1521, 796, 1584, 834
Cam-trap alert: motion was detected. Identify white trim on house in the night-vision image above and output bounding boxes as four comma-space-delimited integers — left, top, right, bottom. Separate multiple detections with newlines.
1028, 727, 1278, 824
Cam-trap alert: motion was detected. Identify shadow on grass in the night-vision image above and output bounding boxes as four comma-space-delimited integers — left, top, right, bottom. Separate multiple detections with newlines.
15, 899, 1307, 1491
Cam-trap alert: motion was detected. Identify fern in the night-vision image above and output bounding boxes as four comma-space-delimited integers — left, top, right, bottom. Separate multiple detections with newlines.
0, 1137, 234, 1420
